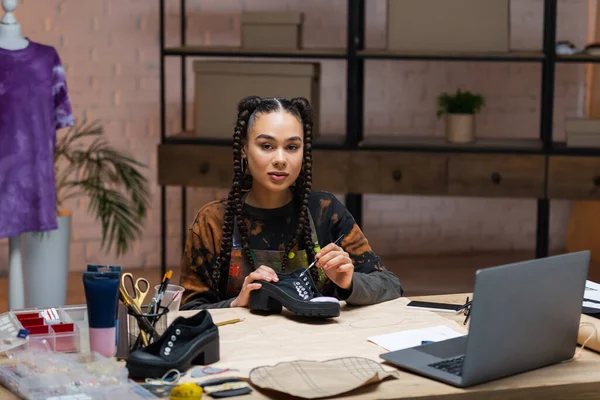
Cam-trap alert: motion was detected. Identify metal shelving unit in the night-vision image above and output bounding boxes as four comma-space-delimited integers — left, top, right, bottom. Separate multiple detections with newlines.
158, 0, 595, 275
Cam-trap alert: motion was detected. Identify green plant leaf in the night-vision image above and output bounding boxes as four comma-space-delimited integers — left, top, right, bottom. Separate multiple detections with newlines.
55, 120, 150, 257
436, 88, 485, 117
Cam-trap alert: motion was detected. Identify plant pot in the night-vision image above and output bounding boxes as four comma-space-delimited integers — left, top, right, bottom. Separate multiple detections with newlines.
22, 211, 72, 308
445, 113, 475, 144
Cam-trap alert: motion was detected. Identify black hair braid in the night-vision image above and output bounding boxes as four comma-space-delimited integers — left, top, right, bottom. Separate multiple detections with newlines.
211, 96, 261, 297
279, 98, 317, 280
235, 168, 255, 273
301, 122, 319, 283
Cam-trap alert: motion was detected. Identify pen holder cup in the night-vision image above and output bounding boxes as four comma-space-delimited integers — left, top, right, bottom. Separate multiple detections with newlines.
126, 305, 169, 352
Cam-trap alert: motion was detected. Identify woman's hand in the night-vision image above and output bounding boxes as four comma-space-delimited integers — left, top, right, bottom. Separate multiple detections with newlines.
315, 243, 354, 290
230, 265, 278, 308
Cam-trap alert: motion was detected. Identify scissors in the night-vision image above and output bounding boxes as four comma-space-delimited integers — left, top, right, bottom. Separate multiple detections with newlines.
120, 272, 150, 309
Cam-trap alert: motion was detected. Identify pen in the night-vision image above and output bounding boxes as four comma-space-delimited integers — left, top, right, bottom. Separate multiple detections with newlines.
463, 307, 472, 326
300, 234, 345, 277
151, 270, 173, 327
150, 270, 171, 316
457, 300, 472, 312
154, 271, 172, 316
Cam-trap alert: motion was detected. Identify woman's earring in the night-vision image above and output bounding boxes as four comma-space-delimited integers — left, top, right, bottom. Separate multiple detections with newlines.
242, 158, 247, 175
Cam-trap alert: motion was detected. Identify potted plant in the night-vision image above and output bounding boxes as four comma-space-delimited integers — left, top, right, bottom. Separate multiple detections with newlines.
22, 120, 151, 307
436, 89, 485, 143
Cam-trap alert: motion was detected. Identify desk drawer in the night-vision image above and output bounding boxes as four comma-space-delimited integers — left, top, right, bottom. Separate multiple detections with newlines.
448, 154, 545, 198
312, 150, 349, 193
379, 152, 447, 195
548, 156, 600, 199
158, 144, 233, 187
348, 151, 447, 195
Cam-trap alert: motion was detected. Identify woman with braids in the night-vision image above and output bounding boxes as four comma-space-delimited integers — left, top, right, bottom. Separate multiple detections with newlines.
179, 96, 403, 310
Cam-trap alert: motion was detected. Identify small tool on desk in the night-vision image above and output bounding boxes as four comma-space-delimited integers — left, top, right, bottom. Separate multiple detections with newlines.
121, 272, 150, 310
461, 296, 473, 325
149, 270, 172, 327
457, 297, 472, 312
156, 270, 173, 310
119, 287, 160, 345
300, 234, 344, 277
216, 317, 242, 327
120, 272, 152, 348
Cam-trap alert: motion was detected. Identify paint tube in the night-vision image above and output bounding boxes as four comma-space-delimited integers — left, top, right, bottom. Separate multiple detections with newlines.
82, 270, 120, 358
86, 264, 122, 348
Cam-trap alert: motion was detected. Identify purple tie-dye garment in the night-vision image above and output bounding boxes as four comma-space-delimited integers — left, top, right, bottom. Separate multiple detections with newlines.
0, 40, 74, 238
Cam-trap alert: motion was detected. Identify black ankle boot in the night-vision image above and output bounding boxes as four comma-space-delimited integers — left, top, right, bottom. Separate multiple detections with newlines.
125, 309, 220, 379
249, 269, 341, 318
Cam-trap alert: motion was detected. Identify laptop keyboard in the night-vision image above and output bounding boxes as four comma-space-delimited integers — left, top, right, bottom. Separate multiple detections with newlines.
428, 355, 465, 376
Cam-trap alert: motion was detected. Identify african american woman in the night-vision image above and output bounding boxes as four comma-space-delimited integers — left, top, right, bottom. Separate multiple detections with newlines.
179, 96, 403, 310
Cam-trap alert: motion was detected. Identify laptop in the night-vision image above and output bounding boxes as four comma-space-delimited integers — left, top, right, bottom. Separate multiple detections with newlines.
380, 251, 590, 388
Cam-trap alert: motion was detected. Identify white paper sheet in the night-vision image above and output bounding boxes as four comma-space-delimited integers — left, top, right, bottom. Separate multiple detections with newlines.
584, 280, 600, 303
583, 301, 600, 310
367, 325, 465, 352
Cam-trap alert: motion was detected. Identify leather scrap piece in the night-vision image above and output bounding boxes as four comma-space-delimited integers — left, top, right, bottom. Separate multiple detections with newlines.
248, 356, 399, 399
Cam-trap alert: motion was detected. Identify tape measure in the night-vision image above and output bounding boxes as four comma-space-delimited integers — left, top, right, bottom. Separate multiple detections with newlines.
169, 382, 203, 400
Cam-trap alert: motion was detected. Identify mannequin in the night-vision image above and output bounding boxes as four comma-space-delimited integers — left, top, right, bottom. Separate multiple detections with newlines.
0, 0, 74, 309
1, 0, 27, 309
0, 0, 28, 50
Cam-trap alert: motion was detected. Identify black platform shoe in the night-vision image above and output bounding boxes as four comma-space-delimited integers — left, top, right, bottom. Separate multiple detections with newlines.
249, 269, 341, 318
125, 310, 220, 379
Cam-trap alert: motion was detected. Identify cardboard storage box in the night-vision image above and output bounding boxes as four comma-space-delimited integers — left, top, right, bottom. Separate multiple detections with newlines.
387, 0, 510, 52
193, 61, 320, 139
241, 12, 304, 49
566, 118, 600, 148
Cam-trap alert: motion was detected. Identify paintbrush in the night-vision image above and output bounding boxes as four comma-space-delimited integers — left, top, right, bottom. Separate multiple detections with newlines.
299, 234, 345, 277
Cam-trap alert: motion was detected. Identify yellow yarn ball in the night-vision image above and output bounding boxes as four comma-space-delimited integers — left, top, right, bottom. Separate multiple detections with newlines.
169, 382, 203, 400
288, 251, 295, 259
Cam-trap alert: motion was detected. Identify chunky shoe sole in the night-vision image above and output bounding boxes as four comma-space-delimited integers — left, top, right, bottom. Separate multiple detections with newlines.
249, 280, 340, 318
126, 329, 220, 379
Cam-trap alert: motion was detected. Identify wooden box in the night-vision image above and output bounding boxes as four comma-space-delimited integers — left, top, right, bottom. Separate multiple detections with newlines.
241, 12, 304, 49
566, 118, 600, 148
193, 61, 320, 139
387, 0, 510, 52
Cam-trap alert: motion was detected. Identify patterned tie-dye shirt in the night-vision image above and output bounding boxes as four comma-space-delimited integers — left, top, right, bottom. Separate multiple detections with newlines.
180, 191, 403, 309
0, 40, 74, 238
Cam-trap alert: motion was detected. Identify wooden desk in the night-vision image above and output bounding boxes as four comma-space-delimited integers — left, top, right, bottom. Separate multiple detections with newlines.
0, 294, 598, 400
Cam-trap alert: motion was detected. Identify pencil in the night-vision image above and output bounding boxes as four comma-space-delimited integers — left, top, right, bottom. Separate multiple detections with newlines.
216, 318, 242, 327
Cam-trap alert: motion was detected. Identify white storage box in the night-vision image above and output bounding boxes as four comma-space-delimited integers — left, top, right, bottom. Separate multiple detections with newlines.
241, 12, 304, 49
387, 0, 510, 52
193, 61, 320, 139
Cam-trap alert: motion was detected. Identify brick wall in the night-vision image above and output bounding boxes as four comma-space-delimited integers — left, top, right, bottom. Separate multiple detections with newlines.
0, 0, 592, 273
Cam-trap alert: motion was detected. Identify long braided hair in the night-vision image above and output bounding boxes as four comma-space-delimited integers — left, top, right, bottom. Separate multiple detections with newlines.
211, 96, 317, 298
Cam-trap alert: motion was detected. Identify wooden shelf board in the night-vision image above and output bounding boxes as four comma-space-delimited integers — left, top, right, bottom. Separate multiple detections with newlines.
164, 45, 347, 58
359, 49, 545, 61
164, 134, 600, 156
556, 54, 600, 63
551, 141, 600, 155
166, 131, 346, 147
359, 136, 544, 153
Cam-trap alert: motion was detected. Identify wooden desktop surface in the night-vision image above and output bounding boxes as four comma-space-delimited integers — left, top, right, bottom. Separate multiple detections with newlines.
0, 293, 598, 399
